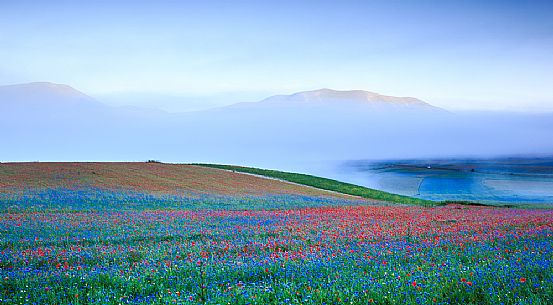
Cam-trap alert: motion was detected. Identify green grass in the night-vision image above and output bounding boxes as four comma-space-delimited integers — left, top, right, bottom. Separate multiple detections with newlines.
194, 164, 438, 206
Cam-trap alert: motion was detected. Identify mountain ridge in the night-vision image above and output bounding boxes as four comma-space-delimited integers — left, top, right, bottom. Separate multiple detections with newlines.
0, 82, 96, 100
0, 82, 444, 113
289, 88, 426, 104
1, 82, 552, 163
0, 82, 104, 113
225, 88, 443, 111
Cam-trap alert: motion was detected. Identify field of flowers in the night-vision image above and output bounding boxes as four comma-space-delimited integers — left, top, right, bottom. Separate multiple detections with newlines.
1, 191, 552, 304
0, 163, 350, 198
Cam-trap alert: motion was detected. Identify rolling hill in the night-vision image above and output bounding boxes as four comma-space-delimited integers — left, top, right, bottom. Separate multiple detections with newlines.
0, 162, 356, 199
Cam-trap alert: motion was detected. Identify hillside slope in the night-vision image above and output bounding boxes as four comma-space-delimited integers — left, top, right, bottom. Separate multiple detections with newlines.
0, 162, 355, 199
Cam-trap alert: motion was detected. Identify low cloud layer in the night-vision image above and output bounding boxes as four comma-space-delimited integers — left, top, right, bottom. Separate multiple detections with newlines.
2, 84, 552, 169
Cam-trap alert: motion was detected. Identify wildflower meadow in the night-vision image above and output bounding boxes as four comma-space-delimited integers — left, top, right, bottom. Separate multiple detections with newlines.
1, 188, 552, 304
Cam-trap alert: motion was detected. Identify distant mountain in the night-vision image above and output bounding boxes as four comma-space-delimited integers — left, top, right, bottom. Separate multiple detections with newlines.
0, 82, 169, 123
226, 88, 443, 112
1, 82, 552, 164
0, 82, 106, 116
0, 82, 93, 100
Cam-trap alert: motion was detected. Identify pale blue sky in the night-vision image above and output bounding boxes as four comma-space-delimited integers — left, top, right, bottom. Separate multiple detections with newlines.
1, 0, 553, 111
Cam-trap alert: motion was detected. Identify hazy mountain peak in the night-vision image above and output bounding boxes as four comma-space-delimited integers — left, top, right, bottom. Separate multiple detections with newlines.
230, 88, 442, 112
0, 82, 105, 118
0, 82, 92, 100
289, 88, 432, 107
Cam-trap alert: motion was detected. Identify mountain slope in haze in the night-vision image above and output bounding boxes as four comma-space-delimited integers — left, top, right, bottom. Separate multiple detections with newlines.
225, 88, 443, 111
1, 82, 552, 164
0, 83, 442, 116
0, 82, 167, 121
0, 82, 106, 115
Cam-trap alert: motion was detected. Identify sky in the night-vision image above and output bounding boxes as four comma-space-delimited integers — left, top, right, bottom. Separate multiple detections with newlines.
1, 0, 553, 112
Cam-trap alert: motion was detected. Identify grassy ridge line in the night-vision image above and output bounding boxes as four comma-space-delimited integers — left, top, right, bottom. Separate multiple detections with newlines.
194, 164, 439, 206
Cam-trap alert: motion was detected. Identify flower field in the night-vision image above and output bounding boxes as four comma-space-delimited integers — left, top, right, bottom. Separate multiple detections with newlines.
0, 163, 350, 199
1, 192, 552, 304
